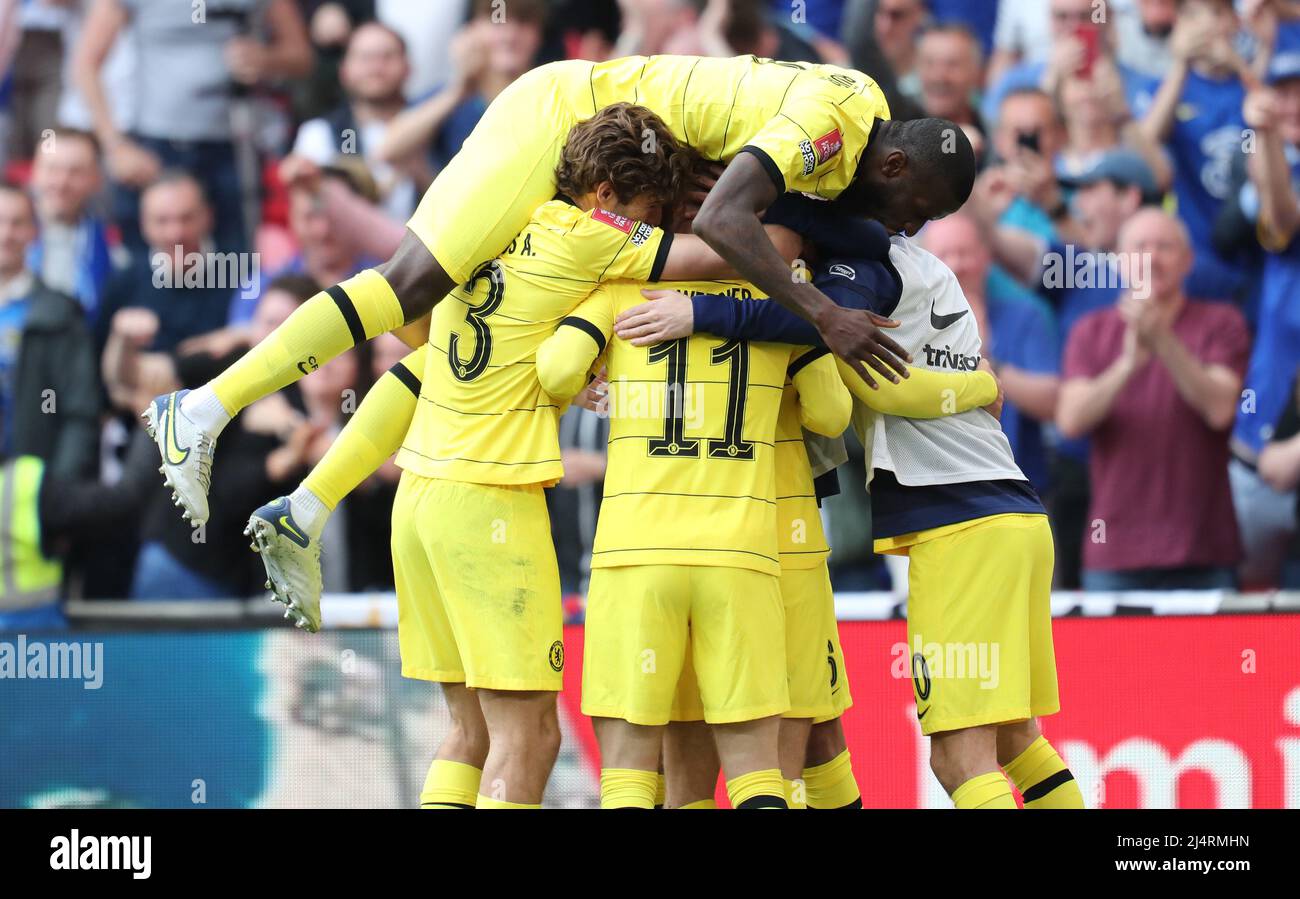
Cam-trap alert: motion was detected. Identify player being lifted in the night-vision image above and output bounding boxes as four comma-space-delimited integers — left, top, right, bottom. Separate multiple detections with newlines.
245, 104, 803, 809
145, 51, 977, 524
623, 210, 1084, 809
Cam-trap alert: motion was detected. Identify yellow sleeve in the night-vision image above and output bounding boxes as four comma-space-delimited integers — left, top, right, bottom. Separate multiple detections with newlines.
835, 360, 997, 418
568, 208, 673, 283
789, 348, 852, 437
742, 82, 883, 197
536, 288, 615, 399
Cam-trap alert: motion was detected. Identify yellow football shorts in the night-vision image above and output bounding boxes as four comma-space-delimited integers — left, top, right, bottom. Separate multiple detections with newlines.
900, 513, 1059, 735
671, 562, 852, 723
583, 564, 789, 726
406, 60, 591, 284
391, 471, 564, 691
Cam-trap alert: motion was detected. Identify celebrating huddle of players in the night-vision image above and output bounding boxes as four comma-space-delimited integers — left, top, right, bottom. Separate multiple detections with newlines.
145, 54, 1086, 810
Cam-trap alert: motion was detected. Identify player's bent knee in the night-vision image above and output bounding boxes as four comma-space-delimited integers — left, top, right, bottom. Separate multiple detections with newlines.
377, 231, 454, 323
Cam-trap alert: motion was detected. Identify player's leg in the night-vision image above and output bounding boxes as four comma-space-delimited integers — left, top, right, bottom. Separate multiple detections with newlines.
780, 563, 846, 809
662, 651, 720, 808
906, 517, 1048, 809
692, 567, 790, 808
425, 479, 566, 808
662, 721, 720, 808
248, 346, 427, 630
804, 717, 863, 809
998, 516, 1084, 809
146, 63, 582, 523
391, 472, 479, 807
583, 565, 691, 809
475, 689, 562, 808
421, 682, 489, 809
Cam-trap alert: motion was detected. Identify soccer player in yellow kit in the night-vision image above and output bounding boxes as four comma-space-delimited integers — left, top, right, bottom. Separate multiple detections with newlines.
613, 257, 1002, 809
145, 54, 979, 526
244, 105, 802, 808
533, 276, 854, 809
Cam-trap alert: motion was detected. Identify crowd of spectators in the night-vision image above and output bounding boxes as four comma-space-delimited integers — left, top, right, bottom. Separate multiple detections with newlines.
2, 0, 1299, 620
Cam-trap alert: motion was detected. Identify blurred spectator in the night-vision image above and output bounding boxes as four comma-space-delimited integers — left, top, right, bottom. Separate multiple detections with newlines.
706, 0, 823, 62
72, 0, 313, 257
915, 22, 984, 132
1054, 57, 1167, 184
1114, 0, 1177, 80
293, 0, 375, 122
873, 0, 929, 101
377, 0, 545, 174
27, 128, 112, 326
1138, 0, 1250, 303
1229, 54, 1300, 586
970, 149, 1159, 586
613, 0, 704, 56
293, 22, 424, 221
1258, 371, 1300, 588
988, 87, 1083, 244
95, 171, 235, 354
922, 214, 1060, 494
988, 0, 1050, 85
0, 183, 98, 479
376, 0, 467, 99
1058, 209, 1248, 590
984, 0, 1157, 130
8, 0, 69, 159
229, 162, 382, 324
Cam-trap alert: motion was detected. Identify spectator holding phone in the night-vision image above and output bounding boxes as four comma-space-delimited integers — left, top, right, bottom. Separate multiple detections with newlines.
1139, 0, 1251, 304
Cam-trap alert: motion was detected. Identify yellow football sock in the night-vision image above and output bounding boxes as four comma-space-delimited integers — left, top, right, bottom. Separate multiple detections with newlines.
211, 269, 405, 415
600, 768, 658, 809
726, 769, 787, 808
951, 771, 1018, 809
804, 750, 862, 809
475, 795, 541, 809
680, 798, 717, 809
654, 773, 666, 809
419, 759, 481, 809
1004, 736, 1086, 809
785, 779, 807, 809
301, 346, 425, 509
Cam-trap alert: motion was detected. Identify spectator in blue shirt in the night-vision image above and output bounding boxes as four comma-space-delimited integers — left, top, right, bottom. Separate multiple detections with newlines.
982, 0, 1157, 130
1138, 0, 1251, 303
27, 128, 114, 328
1227, 47, 1300, 586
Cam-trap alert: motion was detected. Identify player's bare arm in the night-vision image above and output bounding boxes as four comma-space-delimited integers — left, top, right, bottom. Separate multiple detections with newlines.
692, 153, 910, 387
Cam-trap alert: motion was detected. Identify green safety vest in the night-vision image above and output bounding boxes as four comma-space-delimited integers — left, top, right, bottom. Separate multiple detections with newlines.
0, 456, 62, 611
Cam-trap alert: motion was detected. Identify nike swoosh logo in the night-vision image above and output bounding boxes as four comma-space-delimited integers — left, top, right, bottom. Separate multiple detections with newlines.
917, 707, 930, 721
163, 394, 190, 466
930, 301, 969, 331
278, 515, 307, 544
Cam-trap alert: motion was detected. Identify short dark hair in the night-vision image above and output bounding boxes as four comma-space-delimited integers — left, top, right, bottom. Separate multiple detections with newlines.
892, 117, 976, 208
142, 169, 211, 209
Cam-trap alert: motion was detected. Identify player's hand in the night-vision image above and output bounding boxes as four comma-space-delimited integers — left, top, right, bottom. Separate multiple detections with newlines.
977, 358, 1005, 420
615, 289, 696, 345
816, 304, 910, 388
673, 162, 725, 230
575, 366, 609, 414
106, 138, 162, 188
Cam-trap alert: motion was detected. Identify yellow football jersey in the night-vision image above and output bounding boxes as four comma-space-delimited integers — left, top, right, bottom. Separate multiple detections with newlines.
577, 55, 891, 199
395, 199, 670, 485
536, 280, 851, 576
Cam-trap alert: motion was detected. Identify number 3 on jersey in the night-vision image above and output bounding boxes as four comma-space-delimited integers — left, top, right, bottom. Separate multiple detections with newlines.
448, 261, 505, 382
646, 337, 755, 460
